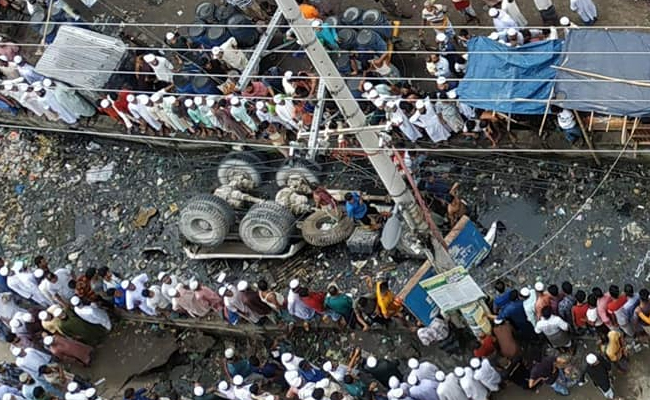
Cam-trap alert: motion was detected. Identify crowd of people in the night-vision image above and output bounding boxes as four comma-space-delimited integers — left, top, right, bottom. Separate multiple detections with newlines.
0, 250, 647, 400
0, 0, 601, 152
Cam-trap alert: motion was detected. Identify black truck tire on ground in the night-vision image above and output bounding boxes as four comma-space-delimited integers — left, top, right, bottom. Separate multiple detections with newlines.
301, 211, 355, 247
217, 152, 264, 187
275, 159, 320, 187
179, 195, 235, 246
239, 202, 295, 254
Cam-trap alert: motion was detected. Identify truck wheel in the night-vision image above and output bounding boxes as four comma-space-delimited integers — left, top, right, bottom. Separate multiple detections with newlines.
217, 152, 265, 187
275, 158, 320, 187
301, 210, 355, 247
179, 195, 235, 246
239, 202, 295, 254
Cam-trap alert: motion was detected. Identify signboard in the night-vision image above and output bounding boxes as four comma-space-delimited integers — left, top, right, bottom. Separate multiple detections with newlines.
398, 262, 439, 325
420, 266, 486, 313
446, 219, 491, 270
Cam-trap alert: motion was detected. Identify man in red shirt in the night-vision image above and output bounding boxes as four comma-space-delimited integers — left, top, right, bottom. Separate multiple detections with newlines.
298, 287, 326, 314
473, 332, 496, 358
606, 285, 627, 327
571, 290, 589, 335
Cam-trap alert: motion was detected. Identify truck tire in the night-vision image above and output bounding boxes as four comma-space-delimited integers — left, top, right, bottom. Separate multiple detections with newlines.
301, 210, 355, 247
275, 158, 320, 187
179, 195, 235, 246
239, 202, 295, 254
217, 152, 265, 187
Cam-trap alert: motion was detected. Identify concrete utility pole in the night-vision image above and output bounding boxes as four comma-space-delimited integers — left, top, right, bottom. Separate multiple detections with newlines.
275, 0, 455, 269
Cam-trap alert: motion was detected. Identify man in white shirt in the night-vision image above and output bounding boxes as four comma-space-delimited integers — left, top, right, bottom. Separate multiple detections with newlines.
142, 54, 175, 83
286, 279, 315, 324
232, 375, 252, 400
13, 263, 49, 307
470, 358, 500, 392
426, 54, 451, 78
217, 381, 236, 400
12, 347, 51, 378
556, 109, 582, 144
435, 371, 468, 400
407, 375, 439, 400
488, 8, 517, 32
534, 306, 571, 349
143, 285, 170, 315
211, 38, 250, 72
70, 296, 111, 331
159, 272, 179, 304
122, 274, 155, 315
323, 360, 348, 382
457, 367, 488, 400
407, 358, 439, 382
38, 268, 74, 306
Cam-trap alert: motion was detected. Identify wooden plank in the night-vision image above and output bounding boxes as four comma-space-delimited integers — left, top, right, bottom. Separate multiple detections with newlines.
573, 110, 601, 166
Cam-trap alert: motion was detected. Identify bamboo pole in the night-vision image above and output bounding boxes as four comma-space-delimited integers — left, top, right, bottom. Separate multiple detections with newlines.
538, 86, 555, 136
622, 116, 628, 145
573, 110, 601, 166
507, 112, 512, 132
588, 111, 594, 132
605, 115, 612, 132
552, 65, 650, 88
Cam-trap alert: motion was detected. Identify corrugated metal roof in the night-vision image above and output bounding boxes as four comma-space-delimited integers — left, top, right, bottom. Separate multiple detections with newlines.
35, 25, 127, 89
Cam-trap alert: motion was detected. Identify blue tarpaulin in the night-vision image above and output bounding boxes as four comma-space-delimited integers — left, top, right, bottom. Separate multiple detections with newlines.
457, 37, 562, 114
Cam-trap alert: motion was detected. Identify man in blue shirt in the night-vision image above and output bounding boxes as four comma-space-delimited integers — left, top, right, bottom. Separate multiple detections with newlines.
345, 192, 372, 225
312, 19, 339, 50
493, 280, 515, 313
298, 360, 327, 383
497, 290, 536, 339
123, 387, 151, 400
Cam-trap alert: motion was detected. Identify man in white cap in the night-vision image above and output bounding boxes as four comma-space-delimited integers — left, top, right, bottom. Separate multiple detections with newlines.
70, 296, 111, 331
221, 283, 260, 324
232, 375, 253, 400
534, 282, 552, 319
272, 94, 299, 131
556, 108, 582, 145
407, 374, 439, 400
13, 347, 51, 378
0, 292, 27, 326
282, 71, 295, 96
407, 358, 439, 382
145, 91, 174, 132
142, 283, 170, 316
457, 366, 488, 400
365, 356, 403, 389
142, 53, 175, 83
420, 0, 454, 42
14, 80, 55, 119
161, 95, 192, 134
519, 287, 537, 326
41, 78, 95, 119
158, 272, 180, 303
286, 279, 315, 329
436, 370, 467, 400
583, 353, 613, 399
505, 28, 524, 47
34, 82, 78, 125
425, 53, 450, 79
0, 55, 19, 79
217, 381, 236, 400
469, 358, 500, 392
170, 282, 208, 318
184, 98, 210, 134
12, 262, 49, 307
281, 352, 304, 372
136, 94, 163, 132
190, 279, 222, 317
211, 38, 249, 73
229, 97, 257, 134
123, 273, 154, 315
386, 100, 422, 142
12, 56, 44, 84
410, 97, 450, 144
501, 0, 527, 26
255, 101, 292, 132
488, 8, 517, 32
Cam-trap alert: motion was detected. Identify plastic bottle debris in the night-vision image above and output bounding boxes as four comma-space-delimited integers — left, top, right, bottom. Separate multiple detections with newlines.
86, 162, 115, 183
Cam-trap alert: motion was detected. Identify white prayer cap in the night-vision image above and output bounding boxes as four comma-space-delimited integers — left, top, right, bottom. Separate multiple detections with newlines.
67, 382, 79, 392
534, 282, 545, 291
488, 8, 498, 17
85, 388, 96, 398
488, 32, 500, 41
462, 53, 469, 61
264, 395, 273, 400
230, 96, 240, 106
560, 16, 570, 26
388, 376, 400, 389
13, 55, 22, 64
218, 381, 229, 391
218, 286, 227, 297
436, 76, 447, 85
143, 54, 156, 63
42, 78, 52, 88
311, 19, 322, 28
194, 96, 203, 106
157, 272, 167, 280
151, 92, 162, 102
224, 348, 235, 359
470, 358, 481, 369
206, 98, 215, 107
273, 94, 284, 104
285, 370, 299, 382
435, 33, 447, 42
283, 71, 293, 79
237, 280, 248, 291
0, 267, 9, 276
120, 280, 130, 290
3, 83, 13, 90
435, 371, 445, 382
127, 94, 135, 103
12, 261, 23, 272
407, 358, 419, 369
407, 374, 418, 386
100, 99, 110, 108
189, 280, 199, 291
290, 377, 302, 388
454, 367, 465, 377
373, 98, 385, 108
184, 99, 194, 108
385, 100, 396, 109
2, 394, 12, 400
9, 319, 19, 329
256, 101, 265, 110
52, 307, 64, 318
18, 373, 29, 384
494, 318, 504, 325
315, 378, 329, 388
367, 89, 378, 99
520, 287, 530, 297
391, 388, 404, 398
363, 82, 374, 92
232, 375, 244, 386
586, 353, 598, 365
167, 95, 176, 102
212, 46, 224, 55
165, 32, 175, 41
281, 353, 294, 363
10, 346, 21, 356
38, 311, 49, 321
43, 335, 54, 346
70, 296, 81, 306
32, 81, 42, 91
167, 288, 178, 297
366, 356, 377, 368
289, 279, 300, 289
322, 361, 333, 372
415, 100, 425, 109
16, 83, 28, 91
21, 313, 33, 323
559, 109, 572, 118
0, 55, 7, 61
138, 95, 150, 105
393, 115, 403, 124
193, 386, 205, 396
447, 89, 457, 99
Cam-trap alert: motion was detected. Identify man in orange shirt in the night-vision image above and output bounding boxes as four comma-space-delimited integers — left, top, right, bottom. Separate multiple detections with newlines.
534, 282, 552, 319
298, 0, 320, 20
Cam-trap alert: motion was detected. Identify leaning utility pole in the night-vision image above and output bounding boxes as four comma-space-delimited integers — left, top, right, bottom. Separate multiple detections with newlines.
275, 0, 455, 270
